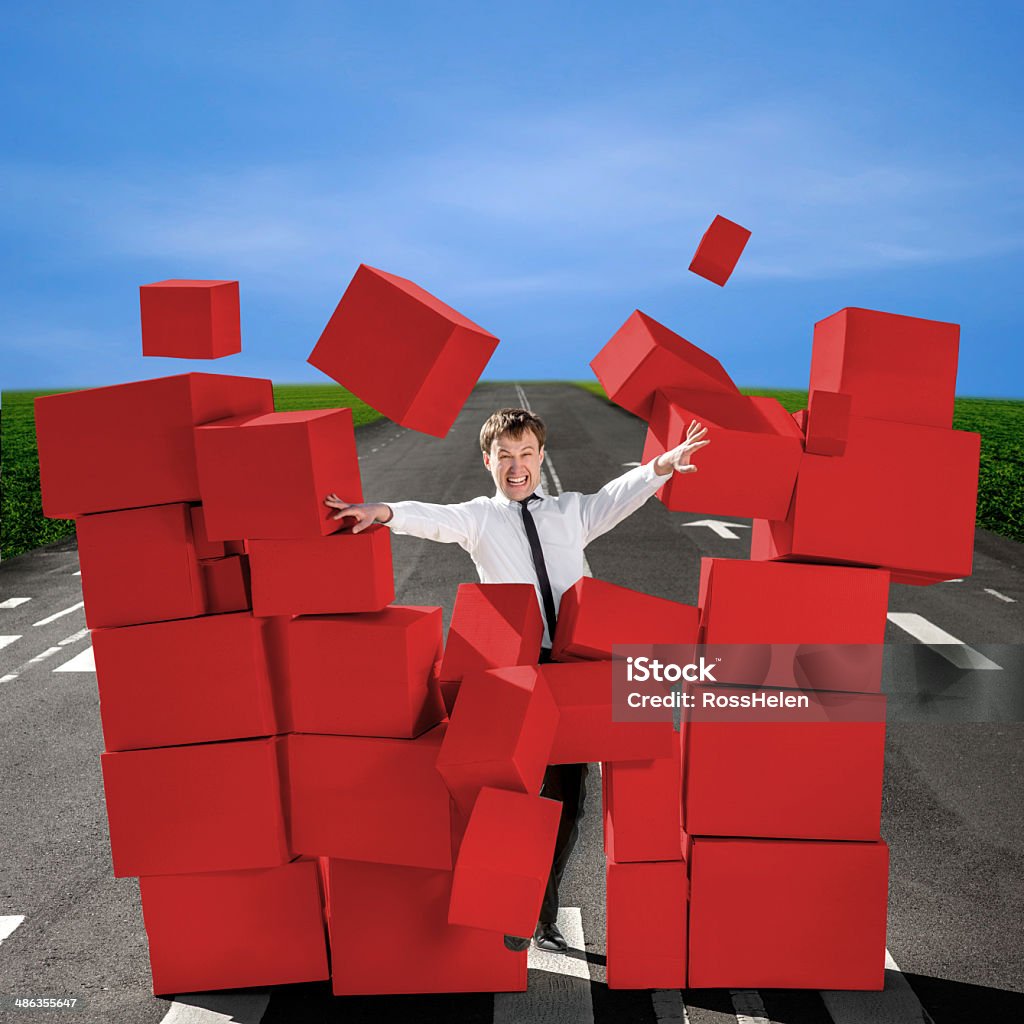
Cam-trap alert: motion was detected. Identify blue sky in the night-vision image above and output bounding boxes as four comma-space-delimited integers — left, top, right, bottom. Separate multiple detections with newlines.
3, 2, 1022, 396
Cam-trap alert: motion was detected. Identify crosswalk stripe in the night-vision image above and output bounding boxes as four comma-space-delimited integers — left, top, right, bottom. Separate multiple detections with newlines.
32, 601, 84, 627
0, 597, 32, 609
54, 646, 95, 673
0, 916, 26, 944
652, 989, 690, 1023
0, 635, 22, 651
157, 991, 271, 1023
820, 948, 935, 1024
887, 612, 1002, 670
730, 989, 770, 1023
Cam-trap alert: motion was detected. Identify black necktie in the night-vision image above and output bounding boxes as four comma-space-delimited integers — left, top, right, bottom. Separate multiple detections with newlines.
518, 494, 558, 646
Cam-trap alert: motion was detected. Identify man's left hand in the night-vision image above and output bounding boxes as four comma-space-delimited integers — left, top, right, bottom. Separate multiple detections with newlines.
653, 419, 710, 477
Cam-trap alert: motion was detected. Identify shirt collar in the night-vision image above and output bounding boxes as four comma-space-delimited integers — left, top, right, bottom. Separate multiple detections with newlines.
492, 480, 549, 507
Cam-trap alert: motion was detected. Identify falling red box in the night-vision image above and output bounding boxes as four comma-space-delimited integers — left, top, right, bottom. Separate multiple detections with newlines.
642, 388, 802, 520
307, 263, 499, 438
284, 727, 453, 869
92, 611, 277, 752
76, 502, 205, 629
589, 310, 739, 420
805, 388, 852, 456
448, 787, 562, 936
688, 214, 751, 287
603, 729, 683, 862
688, 836, 889, 989
34, 373, 273, 519
194, 408, 363, 540
810, 307, 960, 429
439, 583, 544, 682
606, 857, 688, 989
324, 859, 526, 995
752, 415, 980, 581
101, 737, 290, 878
139, 279, 242, 360
247, 524, 394, 616
747, 395, 807, 442
553, 577, 699, 661
540, 661, 673, 763
286, 606, 444, 738
201, 554, 251, 613
436, 665, 558, 811
189, 504, 226, 558
139, 860, 328, 995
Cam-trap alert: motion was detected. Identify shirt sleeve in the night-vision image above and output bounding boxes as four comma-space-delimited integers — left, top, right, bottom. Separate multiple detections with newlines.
579, 458, 665, 546
383, 498, 484, 550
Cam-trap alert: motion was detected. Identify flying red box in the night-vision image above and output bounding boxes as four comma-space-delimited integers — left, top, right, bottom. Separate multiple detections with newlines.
642, 388, 802, 520
747, 395, 806, 441
140, 279, 241, 360
189, 504, 226, 558
688, 214, 751, 287
194, 408, 363, 540
34, 373, 273, 519
804, 389, 852, 456
286, 606, 444, 737
247, 524, 394, 615
688, 836, 889, 989
285, 727, 453, 869
76, 502, 205, 629
436, 665, 558, 811
754, 415, 980, 580
139, 860, 328, 995
589, 310, 739, 420
324, 859, 526, 995
553, 577, 699, 661
201, 555, 251, 613
308, 264, 499, 438
101, 737, 290, 878
810, 307, 959, 429
439, 583, 544, 681
92, 611, 277, 752
448, 787, 562, 936
606, 857, 687, 989
540, 661, 673, 763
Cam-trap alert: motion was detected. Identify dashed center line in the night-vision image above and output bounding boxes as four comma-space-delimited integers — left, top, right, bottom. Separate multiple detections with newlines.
33, 601, 84, 627
887, 612, 1002, 670
984, 588, 1015, 603
0, 597, 32, 609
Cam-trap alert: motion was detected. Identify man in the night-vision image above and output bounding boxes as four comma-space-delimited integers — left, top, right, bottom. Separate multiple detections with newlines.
324, 407, 709, 953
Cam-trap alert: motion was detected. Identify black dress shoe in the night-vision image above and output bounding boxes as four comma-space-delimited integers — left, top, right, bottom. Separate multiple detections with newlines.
534, 922, 568, 952
503, 934, 531, 952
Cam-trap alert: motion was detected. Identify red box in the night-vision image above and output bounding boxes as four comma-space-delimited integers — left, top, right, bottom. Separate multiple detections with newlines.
248, 524, 394, 615
747, 395, 806, 441
286, 606, 444, 738
34, 373, 273, 519
308, 264, 499, 438
194, 408, 363, 540
139, 860, 328, 995
285, 727, 453, 869
101, 737, 290, 877
92, 611, 277, 752
642, 389, 802, 519
76, 503, 205, 629
201, 555, 251, 613
541, 661, 673, 763
140, 279, 241, 359
688, 214, 751, 287
436, 666, 558, 811
810, 307, 959, 429
688, 836, 889, 989
324, 859, 526, 994
606, 858, 687, 989
439, 583, 544, 681
805, 389, 852, 456
448, 787, 562, 935
589, 310, 739, 420
189, 504, 226, 558
553, 577, 699, 661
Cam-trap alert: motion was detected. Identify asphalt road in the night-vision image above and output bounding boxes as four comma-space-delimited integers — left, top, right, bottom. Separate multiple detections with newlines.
1, 381, 1022, 1024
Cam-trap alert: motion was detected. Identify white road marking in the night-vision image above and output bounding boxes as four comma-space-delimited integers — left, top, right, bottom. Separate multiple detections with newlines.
1, 629, 91, 682
730, 988, 770, 1023
60, 628, 90, 646
887, 612, 1002, 670
984, 588, 1015, 603
622, 461, 641, 467
494, 906, 593, 1024
652, 989, 690, 1023
0, 597, 32, 608
943, 578, 963, 583
820, 948, 936, 1024
73, 570, 81, 576
157, 991, 271, 1023
54, 646, 95, 673
0, 915, 25, 945
0, 635, 22, 651
682, 518, 752, 540
32, 601, 84, 627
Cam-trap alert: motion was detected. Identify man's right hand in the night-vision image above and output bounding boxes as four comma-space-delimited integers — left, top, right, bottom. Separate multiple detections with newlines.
323, 495, 393, 532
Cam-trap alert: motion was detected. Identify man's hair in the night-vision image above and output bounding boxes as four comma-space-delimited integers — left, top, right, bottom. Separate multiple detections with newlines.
479, 408, 547, 454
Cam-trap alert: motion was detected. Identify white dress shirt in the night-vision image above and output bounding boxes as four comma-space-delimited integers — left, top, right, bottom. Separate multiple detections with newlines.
384, 459, 665, 648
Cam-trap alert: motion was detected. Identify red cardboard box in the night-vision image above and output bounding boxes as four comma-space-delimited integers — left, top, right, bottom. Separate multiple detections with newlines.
101, 737, 290, 878
34, 373, 273, 519
688, 214, 751, 287
805, 389, 853, 456
308, 264, 499, 438
201, 554, 251, 614
286, 606, 444, 738
140, 279, 241, 360
189, 504, 226, 558
139, 860, 328, 995
688, 836, 889, 989
92, 611, 277, 752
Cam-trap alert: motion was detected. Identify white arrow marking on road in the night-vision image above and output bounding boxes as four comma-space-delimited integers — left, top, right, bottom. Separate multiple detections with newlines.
0, 635, 22, 651
984, 588, 1015, 603
682, 519, 752, 540
821, 948, 936, 1024
0, 915, 25, 945
887, 612, 1002, 670
54, 646, 95, 673
158, 991, 270, 1024
0, 597, 32, 608
32, 601, 84, 627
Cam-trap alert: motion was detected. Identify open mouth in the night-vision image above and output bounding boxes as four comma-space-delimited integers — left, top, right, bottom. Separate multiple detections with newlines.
507, 475, 528, 486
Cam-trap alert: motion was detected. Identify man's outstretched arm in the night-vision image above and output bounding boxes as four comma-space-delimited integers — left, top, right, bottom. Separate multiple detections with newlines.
323, 494, 481, 547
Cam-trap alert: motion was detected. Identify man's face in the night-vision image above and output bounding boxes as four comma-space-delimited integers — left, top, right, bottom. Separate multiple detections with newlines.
483, 429, 545, 501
